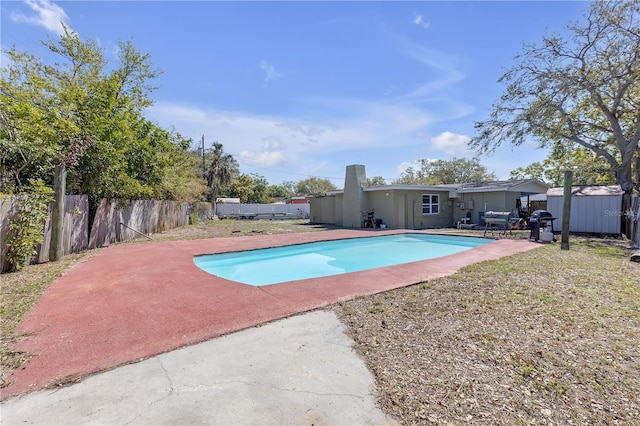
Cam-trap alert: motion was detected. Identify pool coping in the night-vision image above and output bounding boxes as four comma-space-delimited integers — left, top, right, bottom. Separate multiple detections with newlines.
194, 232, 492, 286
1, 229, 540, 398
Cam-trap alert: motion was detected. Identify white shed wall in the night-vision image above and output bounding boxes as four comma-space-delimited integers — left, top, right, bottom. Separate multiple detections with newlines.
547, 195, 622, 234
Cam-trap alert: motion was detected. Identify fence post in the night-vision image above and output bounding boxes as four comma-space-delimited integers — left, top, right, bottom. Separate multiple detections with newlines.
561, 171, 573, 250
49, 164, 66, 261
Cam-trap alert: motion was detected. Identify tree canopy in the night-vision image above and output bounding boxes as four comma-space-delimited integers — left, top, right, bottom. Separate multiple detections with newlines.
206, 142, 238, 207
367, 176, 387, 186
393, 157, 496, 185
471, 1, 640, 193
294, 177, 337, 196
0, 27, 195, 201
510, 146, 616, 187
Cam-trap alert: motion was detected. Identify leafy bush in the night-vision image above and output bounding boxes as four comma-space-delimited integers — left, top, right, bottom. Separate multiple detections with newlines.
5, 180, 54, 272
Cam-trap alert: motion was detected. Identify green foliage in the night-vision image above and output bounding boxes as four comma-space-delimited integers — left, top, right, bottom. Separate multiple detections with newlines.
280, 180, 297, 196
472, 1, 640, 193
226, 174, 289, 203
266, 184, 291, 201
367, 176, 387, 186
229, 174, 254, 203
510, 147, 617, 186
206, 142, 239, 205
248, 174, 270, 203
393, 157, 496, 185
294, 177, 337, 196
4, 179, 54, 272
1, 27, 196, 202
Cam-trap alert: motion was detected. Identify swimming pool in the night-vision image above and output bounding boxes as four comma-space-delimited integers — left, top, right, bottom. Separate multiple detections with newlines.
194, 233, 492, 286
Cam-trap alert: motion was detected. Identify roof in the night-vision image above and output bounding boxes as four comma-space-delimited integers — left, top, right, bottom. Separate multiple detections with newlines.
445, 179, 549, 194
363, 184, 456, 192
546, 185, 624, 197
327, 184, 457, 195
328, 179, 549, 195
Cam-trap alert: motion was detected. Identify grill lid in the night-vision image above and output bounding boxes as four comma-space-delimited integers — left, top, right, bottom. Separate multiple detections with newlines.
531, 210, 553, 219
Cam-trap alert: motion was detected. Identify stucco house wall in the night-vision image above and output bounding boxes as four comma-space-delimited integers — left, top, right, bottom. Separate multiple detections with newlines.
403, 190, 453, 229
334, 193, 344, 226
309, 165, 548, 230
451, 181, 548, 225
309, 195, 337, 225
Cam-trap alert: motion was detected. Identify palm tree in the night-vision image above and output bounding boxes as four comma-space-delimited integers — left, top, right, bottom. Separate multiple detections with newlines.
206, 142, 238, 215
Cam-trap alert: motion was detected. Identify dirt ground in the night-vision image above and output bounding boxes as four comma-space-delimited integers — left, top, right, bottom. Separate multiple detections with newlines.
333, 236, 639, 425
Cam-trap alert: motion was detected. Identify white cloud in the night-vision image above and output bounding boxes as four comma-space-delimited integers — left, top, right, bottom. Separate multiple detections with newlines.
10, 0, 70, 35
430, 131, 475, 156
260, 60, 282, 84
239, 150, 287, 167
396, 162, 415, 175
146, 41, 476, 182
399, 45, 465, 100
413, 14, 430, 30
147, 96, 441, 171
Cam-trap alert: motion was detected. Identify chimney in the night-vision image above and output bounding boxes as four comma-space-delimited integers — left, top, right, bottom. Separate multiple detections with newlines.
342, 164, 366, 228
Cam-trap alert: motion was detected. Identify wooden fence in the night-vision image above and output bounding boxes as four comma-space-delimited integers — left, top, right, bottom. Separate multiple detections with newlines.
89, 199, 194, 248
1, 194, 89, 272
1, 196, 212, 272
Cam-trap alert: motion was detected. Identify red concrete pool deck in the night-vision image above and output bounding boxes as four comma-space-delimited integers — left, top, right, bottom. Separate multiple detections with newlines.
1, 229, 540, 398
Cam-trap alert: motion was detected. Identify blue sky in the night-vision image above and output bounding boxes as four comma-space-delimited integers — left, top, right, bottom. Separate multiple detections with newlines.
1, 0, 588, 187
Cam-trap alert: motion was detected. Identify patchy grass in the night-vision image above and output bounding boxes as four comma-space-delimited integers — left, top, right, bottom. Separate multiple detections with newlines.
148, 218, 338, 241
333, 236, 640, 425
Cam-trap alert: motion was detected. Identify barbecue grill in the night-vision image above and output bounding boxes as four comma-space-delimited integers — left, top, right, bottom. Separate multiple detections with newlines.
483, 211, 513, 236
530, 210, 553, 221
529, 210, 556, 241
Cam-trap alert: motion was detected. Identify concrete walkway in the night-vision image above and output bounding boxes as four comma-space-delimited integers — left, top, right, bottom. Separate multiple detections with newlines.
1, 310, 397, 425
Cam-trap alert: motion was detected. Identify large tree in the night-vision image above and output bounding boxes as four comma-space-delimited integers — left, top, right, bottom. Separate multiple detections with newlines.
367, 176, 387, 186
1, 27, 194, 201
393, 157, 496, 185
294, 177, 337, 196
510, 146, 616, 186
206, 142, 238, 210
471, 1, 640, 193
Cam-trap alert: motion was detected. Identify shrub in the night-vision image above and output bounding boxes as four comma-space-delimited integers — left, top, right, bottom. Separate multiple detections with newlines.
5, 180, 54, 272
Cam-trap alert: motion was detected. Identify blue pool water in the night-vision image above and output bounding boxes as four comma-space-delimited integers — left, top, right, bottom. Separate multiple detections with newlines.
194, 233, 492, 286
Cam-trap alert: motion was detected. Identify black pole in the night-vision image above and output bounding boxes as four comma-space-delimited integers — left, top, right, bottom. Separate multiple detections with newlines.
561, 170, 573, 250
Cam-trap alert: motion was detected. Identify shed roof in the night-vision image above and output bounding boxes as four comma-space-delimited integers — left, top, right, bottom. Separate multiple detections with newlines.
546, 185, 623, 197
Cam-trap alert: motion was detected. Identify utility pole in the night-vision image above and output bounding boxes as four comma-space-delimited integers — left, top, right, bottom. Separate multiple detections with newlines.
201, 135, 206, 179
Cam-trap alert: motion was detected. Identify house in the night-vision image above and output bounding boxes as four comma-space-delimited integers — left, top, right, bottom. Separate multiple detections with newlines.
310, 164, 549, 229
546, 185, 623, 234
287, 196, 310, 204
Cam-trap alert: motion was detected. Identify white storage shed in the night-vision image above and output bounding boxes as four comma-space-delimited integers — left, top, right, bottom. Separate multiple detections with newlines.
546, 185, 623, 234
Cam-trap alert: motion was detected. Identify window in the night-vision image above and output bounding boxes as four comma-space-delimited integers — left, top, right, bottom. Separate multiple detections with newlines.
422, 194, 439, 215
